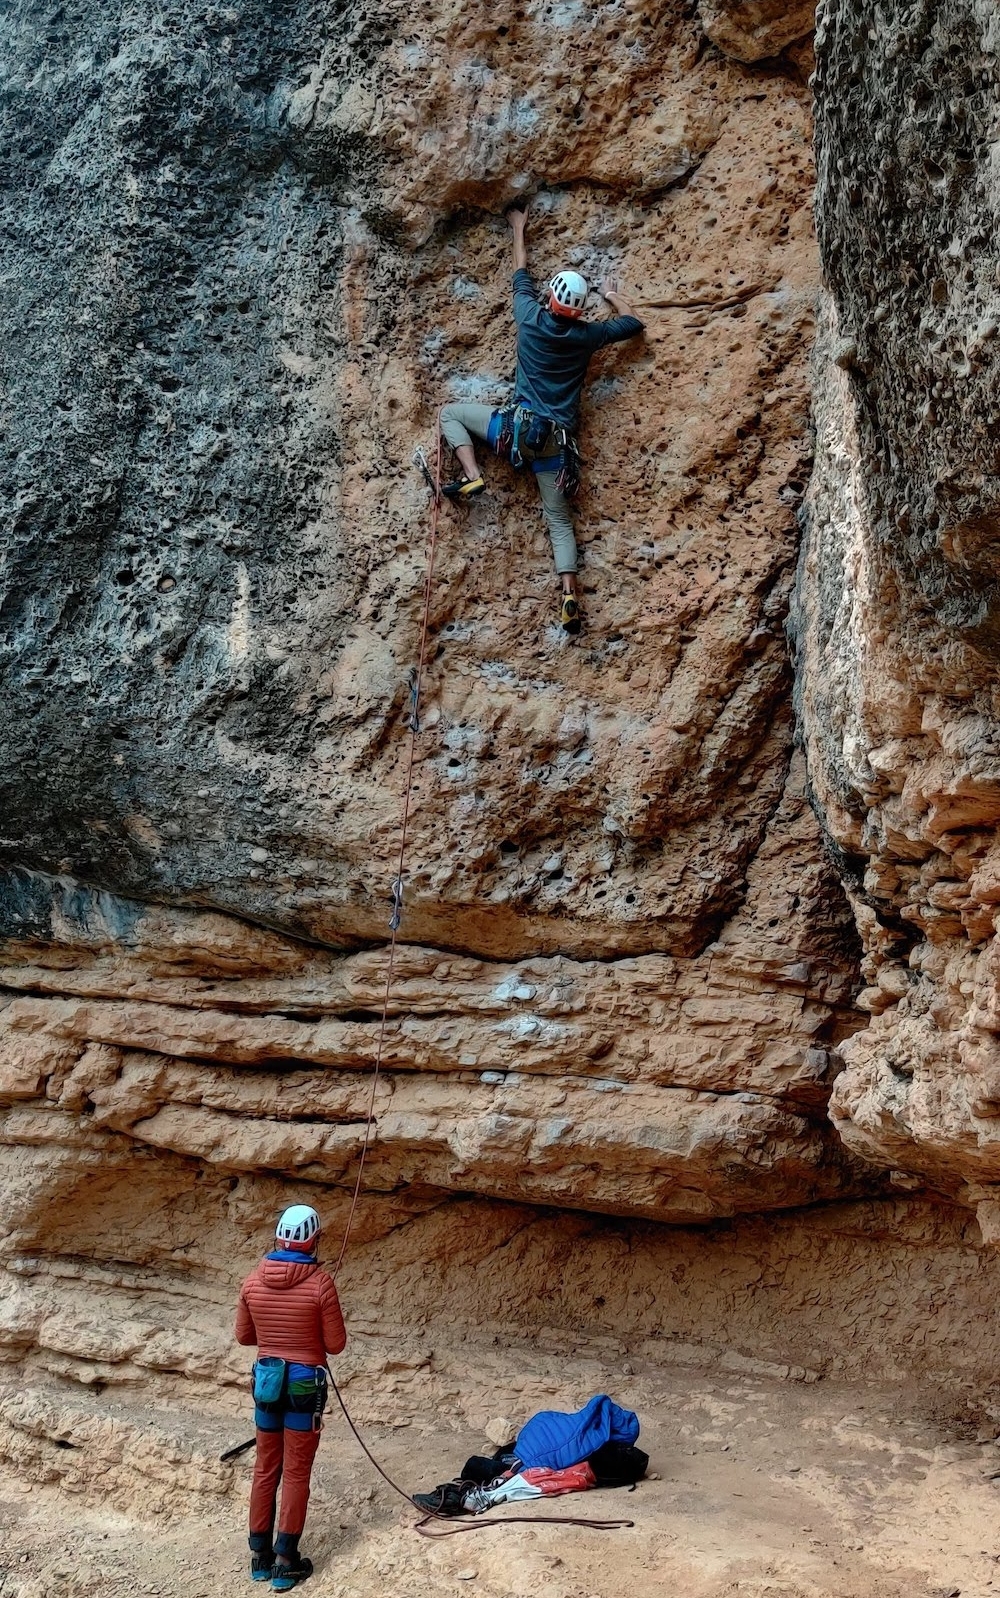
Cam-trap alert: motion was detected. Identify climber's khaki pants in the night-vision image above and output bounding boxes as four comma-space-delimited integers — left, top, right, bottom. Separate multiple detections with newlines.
439, 402, 579, 575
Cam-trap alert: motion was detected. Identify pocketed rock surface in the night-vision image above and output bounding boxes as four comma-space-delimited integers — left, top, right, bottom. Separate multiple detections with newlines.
0, 0, 820, 958
9, 0, 1000, 1574
793, 0, 1000, 1222
0, 0, 876, 1359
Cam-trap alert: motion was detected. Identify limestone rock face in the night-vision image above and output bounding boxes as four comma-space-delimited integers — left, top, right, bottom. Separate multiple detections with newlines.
0, 833, 863, 1225
0, 0, 857, 1220
0, 0, 900, 1466
10, 0, 1000, 1523
1, 0, 819, 961
698, 0, 815, 63
794, 1, 1000, 1213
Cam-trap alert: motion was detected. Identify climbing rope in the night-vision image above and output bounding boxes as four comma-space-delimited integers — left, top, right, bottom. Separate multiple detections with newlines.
329, 1371, 634, 1537
322, 410, 634, 1534
223, 411, 634, 1537
330, 411, 445, 1281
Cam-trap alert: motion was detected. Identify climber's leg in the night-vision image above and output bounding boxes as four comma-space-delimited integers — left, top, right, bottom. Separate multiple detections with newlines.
533, 466, 580, 632
533, 468, 578, 580
275, 1423, 320, 1535
439, 403, 494, 496
271, 1423, 321, 1586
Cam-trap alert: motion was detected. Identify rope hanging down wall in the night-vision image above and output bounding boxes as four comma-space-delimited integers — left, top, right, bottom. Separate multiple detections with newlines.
326, 412, 634, 1536
330, 413, 446, 1281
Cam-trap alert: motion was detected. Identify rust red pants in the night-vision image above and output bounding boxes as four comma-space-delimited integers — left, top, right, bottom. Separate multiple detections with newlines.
249, 1425, 321, 1538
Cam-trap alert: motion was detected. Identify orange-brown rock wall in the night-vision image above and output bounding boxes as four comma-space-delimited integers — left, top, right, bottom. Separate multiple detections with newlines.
793, 1, 1000, 1230
12, 0, 1000, 1531
2, 1144, 998, 1510
4, 0, 945, 1509
37, 2, 1000, 1547
0, 2, 865, 1243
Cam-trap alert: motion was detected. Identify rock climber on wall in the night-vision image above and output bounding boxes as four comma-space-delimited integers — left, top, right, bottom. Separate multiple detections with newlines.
236, 1204, 347, 1590
438, 200, 645, 635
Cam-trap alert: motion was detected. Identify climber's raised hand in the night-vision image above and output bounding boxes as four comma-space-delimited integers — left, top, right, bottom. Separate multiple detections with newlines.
505, 199, 528, 230
601, 277, 642, 323
507, 203, 529, 272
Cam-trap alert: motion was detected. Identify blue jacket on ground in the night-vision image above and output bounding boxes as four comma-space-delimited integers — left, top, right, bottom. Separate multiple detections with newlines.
511, 269, 644, 431
515, 1394, 640, 1470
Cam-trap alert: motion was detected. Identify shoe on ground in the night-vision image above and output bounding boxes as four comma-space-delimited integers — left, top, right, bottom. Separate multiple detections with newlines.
272, 1555, 313, 1591
251, 1553, 273, 1582
560, 594, 581, 635
441, 475, 486, 499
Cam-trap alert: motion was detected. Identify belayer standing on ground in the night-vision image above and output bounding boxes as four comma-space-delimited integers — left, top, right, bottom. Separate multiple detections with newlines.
236, 1204, 347, 1591
439, 200, 645, 635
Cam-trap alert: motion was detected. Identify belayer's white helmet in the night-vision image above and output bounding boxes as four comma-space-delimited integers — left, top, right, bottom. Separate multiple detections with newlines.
549, 270, 588, 318
275, 1204, 321, 1250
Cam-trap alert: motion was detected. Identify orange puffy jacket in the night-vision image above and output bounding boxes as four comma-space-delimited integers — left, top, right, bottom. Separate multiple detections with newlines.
235, 1255, 347, 1367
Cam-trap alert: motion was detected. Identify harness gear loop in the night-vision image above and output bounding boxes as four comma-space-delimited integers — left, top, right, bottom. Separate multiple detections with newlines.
555, 435, 582, 500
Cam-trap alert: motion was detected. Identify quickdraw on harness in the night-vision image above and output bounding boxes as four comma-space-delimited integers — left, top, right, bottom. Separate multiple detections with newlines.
490, 405, 583, 500
553, 435, 582, 500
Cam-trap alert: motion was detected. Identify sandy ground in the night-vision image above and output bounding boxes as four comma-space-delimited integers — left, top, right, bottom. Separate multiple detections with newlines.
2, 1362, 1000, 1598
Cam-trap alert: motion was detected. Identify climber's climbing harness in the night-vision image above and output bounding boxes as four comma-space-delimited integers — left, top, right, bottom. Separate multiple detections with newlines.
491, 404, 583, 497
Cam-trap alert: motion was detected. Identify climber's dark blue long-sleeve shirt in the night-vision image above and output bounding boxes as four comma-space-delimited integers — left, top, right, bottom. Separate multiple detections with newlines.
511, 269, 644, 430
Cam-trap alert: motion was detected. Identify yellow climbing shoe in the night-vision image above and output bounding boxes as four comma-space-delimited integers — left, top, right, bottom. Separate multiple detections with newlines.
441, 475, 486, 500
560, 594, 581, 635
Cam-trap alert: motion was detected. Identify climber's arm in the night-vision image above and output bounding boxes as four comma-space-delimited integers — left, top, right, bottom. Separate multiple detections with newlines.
508, 203, 528, 274
235, 1290, 258, 1346
510, 205, 539, 326
584, 275, 645, 350
600, 276, 638, 325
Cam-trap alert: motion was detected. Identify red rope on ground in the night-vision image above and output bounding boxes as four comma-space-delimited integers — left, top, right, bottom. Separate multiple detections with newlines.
324, 410, 634, 1536
329, 1375, 634, 1537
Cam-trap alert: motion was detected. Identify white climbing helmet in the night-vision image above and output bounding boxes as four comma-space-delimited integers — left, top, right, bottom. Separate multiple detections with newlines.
275, 1204, 321, 1250
549, 270, 588, 318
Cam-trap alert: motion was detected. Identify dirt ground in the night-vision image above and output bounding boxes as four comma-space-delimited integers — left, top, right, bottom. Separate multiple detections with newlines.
2, 1358, 1000, 1598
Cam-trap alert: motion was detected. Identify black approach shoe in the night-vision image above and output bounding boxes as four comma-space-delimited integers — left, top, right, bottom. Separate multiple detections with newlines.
271, 1556, 313, 1592
441, 475, 486, 500
251, 1552, 274, 1583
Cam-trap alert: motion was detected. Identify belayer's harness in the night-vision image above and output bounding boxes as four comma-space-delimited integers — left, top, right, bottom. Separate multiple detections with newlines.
252, 1356, 328, 1431
489, 405, 582, 499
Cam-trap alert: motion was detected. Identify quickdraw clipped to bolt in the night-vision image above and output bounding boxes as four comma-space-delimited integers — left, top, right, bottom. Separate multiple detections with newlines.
413, 445, 440, 502
389, 882, 405, 933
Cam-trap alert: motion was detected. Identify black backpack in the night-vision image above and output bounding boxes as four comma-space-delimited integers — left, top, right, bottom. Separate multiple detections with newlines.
587, 1441, 649, 1487
460, 1445, 518, 1485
